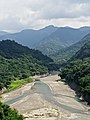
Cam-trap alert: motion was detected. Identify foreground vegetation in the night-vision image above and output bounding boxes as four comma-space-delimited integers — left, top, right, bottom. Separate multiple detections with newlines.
0, 102, 23, 120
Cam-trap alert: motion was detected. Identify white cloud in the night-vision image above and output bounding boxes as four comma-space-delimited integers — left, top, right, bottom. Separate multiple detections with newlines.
0, 0, 90, 32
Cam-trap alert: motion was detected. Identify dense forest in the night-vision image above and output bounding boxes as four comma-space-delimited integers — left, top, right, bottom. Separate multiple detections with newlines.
60, 41, 90, 104
0, 102, 23, 120
0, 40, 57, 90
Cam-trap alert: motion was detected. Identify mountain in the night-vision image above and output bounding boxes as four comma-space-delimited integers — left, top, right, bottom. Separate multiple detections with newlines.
0, 40, 53, 62
0, 25, 58, 48
53, 33, 90, 63
70, 41, 90, 61
36, 27, 90, 56
79, 26, 90, 31
39, 25, 58, 34
0, 31, 8, 36
1, 26, 90, 63
0, 40, 54, 90
60, 41, 90, 104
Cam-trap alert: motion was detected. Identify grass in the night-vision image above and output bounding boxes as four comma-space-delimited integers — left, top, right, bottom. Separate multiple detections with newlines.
7, 77, 33, 92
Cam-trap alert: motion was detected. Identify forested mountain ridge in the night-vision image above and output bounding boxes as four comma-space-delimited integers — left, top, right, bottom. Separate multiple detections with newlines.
36, 27, 90, 57
60, 41, 90, 104
54, 33, 90, 63
1, 26, 90, 63
0, 40, 53, 63
0, 25, 58, 49
0, 40, 55, 90
70, 41, 90, 61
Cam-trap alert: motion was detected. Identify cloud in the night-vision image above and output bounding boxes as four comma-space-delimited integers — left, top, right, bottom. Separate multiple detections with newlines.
0, 0, 90, 32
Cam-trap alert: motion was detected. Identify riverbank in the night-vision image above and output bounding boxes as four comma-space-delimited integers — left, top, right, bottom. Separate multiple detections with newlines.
1, 74, 90, 120
38, 75, 90, 119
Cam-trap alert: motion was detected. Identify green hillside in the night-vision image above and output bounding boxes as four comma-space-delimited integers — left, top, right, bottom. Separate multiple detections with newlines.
53, 33, 90, 63
0, 40, 54, 90
60, 42, 90, 104
70, 41, 90, 61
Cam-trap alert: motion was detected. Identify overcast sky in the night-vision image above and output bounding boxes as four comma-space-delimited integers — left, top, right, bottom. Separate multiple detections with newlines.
0, 0, 90, 32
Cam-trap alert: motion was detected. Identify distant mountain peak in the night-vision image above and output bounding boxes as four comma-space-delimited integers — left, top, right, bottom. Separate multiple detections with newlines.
79, 26, 90, 31
40, 25, 57, 29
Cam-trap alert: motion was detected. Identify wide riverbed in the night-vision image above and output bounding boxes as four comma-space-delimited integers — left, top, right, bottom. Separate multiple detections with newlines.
2, 75, 90, 120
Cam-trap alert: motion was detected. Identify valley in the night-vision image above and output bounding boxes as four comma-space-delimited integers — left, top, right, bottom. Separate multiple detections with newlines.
0, 27, 90, 120
0, 1, 90, 120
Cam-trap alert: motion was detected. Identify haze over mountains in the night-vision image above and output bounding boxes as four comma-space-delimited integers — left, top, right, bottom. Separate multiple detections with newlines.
0, 25, 58, 48
53, 33, 90, 62
36, 27, 90, 56
0, 25, 90, 63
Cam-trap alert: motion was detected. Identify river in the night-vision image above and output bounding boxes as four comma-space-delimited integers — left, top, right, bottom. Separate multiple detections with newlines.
6, 80, 90, 115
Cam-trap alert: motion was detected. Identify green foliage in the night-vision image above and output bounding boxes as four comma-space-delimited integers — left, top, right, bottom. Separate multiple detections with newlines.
0, 102, 23, 120
60, 58, 90, 103
7, 77, 32, 92
0, 40, 56, 90
0, 55, 48, 90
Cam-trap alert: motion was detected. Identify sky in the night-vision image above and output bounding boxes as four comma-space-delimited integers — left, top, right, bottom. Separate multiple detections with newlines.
0, 0, 90, 32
